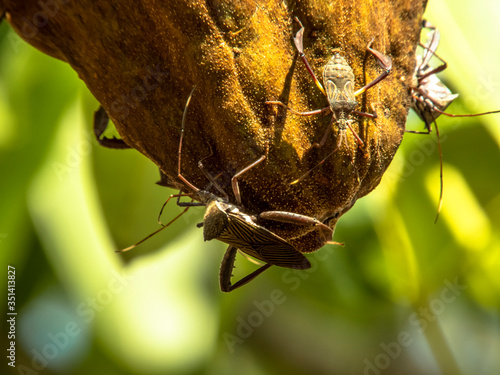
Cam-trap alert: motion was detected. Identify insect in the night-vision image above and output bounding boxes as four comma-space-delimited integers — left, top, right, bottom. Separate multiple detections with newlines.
409, 21, 458, 128
407, 20, 500, 221
266, 17, 392, 183
119, 87, 339, 292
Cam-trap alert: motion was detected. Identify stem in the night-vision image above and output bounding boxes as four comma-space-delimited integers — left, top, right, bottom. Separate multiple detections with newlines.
413, 298, 463, 375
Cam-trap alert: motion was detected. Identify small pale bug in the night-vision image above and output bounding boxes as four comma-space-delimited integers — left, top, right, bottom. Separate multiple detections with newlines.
120, 87, 339, 292
266, 17, 392, 183
408, 20, 500, 221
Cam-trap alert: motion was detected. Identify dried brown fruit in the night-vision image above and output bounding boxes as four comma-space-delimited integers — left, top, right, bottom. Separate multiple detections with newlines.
4, 0, 426, 251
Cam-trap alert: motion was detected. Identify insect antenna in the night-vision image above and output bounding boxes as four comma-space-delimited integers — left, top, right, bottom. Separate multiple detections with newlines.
117, 86, 199, 252
157, 192, 196, 224
291, 119, 364, 185
197, 146, 229, 200
290, 141, 341, 185
415, 105, 500, 223
434, 120, 444, 223
177, 86, 200, 192
406, 115, 444, 222
430, 106, 500, 119
117, 197, 191, 253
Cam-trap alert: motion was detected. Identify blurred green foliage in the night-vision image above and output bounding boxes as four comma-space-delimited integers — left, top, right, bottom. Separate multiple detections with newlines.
1, 1, 499, 374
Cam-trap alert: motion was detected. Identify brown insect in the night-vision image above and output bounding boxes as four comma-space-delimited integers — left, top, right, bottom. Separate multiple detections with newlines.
266, 17, 392, 183
119, 87, 339, 292
408, 20, 500, 221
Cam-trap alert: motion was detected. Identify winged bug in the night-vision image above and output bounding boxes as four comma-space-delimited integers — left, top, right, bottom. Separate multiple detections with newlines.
119, 87, 339, 292
266, 17, 392, 184
408, 20, 500, 222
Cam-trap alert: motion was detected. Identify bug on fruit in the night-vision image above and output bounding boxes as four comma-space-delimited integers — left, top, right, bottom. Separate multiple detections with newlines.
266, 17, 392, 183
407, 20, 500, 221
119, 87, 339, 292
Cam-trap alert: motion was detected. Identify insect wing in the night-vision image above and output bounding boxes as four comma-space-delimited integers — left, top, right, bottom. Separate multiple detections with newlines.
420, 24, 440, 70
413, 73, 458, 126
222, 211, 311, 270
422, 74, 458, 110
323, 53, 357, 111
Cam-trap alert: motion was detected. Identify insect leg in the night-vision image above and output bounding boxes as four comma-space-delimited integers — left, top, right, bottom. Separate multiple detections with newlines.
93, 106, 131, 149
157, 192, 201, 225
417, 20, 450, 82
266, 101, 331, 116
177, 86, 202, 192
293, 17, 327, 96
352, 110, 377, 119
117, 88, 204, 253
231, 155, 266, 206
419, 20, 441, 71
413, 91, 500, 123
405, 126, 432, 135
197, 144, 229, 200
257, 211, 342, 246
292, 119, 342, 185
433, 120, 444, 223
219, 245, 271, 292
407, 119, 445, 223
345, 121, 364, 147
417, 57, 447, 83
431, 106, 500, 119
406, 97, 445, 222
354, 39, 392, 97
118, 194, 195, 253
313, 116, 336, 148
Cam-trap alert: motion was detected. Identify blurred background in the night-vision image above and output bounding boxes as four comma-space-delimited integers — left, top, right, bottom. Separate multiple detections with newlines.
1, 0, 499, 374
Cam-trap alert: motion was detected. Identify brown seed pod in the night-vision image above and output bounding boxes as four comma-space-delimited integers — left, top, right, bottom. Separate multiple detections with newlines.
4, 0, 426, 252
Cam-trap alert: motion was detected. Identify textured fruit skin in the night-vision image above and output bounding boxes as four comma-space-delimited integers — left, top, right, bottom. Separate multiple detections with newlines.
4, 0, 426, 252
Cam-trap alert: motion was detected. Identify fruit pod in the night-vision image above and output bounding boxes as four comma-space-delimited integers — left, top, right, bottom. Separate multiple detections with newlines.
3, 0, 426, 251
